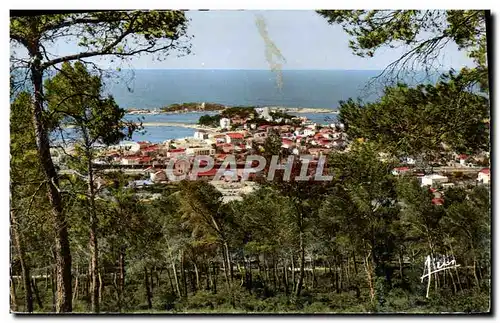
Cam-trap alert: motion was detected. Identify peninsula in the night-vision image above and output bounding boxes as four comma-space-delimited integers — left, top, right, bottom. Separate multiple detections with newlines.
126, 102, 337, 115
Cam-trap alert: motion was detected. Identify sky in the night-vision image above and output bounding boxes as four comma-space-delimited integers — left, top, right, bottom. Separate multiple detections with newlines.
31, 10, 475, 70
129, 10, 474, 70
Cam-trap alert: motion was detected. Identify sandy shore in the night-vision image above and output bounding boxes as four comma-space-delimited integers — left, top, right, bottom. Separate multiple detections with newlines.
141, 122, 218, 131
270, 107, 338, 114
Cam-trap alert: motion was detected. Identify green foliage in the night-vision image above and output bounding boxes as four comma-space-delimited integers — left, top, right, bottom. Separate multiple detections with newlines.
198, 114, 221, 127
338, 79, 489, 159
162, 102, 225, 113
45, 61, 135, 146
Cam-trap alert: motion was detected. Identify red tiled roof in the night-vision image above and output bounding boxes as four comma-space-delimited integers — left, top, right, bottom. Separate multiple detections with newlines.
432, 198, 444, 205
395, 167, 410, 171
197, 168, 218, 177
458, 154, 468, 159
168, 148, 186, 153
479, 168, 490, 175
142, 146, 159, 152
226, 133, 244, 139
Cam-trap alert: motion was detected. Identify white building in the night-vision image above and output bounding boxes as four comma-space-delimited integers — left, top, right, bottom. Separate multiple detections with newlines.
477, 168, 490, 184
220, 117, 231, 130
256, 107, 271, 121
421, 174, 449, 187
121, 156, 140, 165
194, 130, 209, 140
302, 129, 316, 137
186, 147, 216, 156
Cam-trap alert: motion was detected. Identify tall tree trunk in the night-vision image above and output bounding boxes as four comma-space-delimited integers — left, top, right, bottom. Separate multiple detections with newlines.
87, 155, 100, 313
72, 266, 79, 304
51, 267, 56, 312
272, 257, 278, 291
149, 266, 155, 295
10, 276, 18, 312
247, 257, 253, 293
223, 241, 233, 282
193, 262, 200, 291
31, 61, 72, 312
98, 272, 103, 308
172, 262, 181, 298
180, 252, 188, 297
144, 266, 152, 309
11, 210, 33, 313
295, 229, 306, 297
118, 249, 125, 311
363, 253, 375, 303
32, 277, 43, 310
311, 257, 317, 289
283, 259, 289, 295
165, 267, 174, 293
221, 248, 230, 288
212, 262, 218, 294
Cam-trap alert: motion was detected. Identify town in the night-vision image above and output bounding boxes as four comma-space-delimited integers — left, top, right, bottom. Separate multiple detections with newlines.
53, 105, 490, 204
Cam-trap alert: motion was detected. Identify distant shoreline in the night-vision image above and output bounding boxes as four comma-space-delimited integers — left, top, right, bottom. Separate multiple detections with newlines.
126, 106, 338, 115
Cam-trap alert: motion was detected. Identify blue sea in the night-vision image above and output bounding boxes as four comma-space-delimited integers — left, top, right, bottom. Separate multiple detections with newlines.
58, 69, 439, 143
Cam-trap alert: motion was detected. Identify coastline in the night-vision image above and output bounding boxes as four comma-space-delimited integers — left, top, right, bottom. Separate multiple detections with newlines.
126, 106, 338, 115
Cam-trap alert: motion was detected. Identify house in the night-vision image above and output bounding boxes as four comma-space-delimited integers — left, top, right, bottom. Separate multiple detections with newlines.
220, 117, 231, 130
121, 155, 141, 165
392, 167, 412, 176
302, 128, 316, 137
225, 132, 244, 144
186, 147, 216, 156
213, 134, 227, 144
194, 130, 209, 140
432, 198, 444, 206
421, 174, 449, 187
138, 156, 152, 164
166, 148, 186, 158
477, 168, 490, 184
138, 141, 151, 149
317, 138, 333, 148
194, 168, 218, 181
140, 144, 159, 156
255, 106, 271, 120
281, 138, 294, 149
458, 154, 468, 166
257, 125, 272, 132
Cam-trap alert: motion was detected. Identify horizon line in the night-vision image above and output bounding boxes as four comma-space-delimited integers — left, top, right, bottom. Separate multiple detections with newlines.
106, 68, 448, 71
